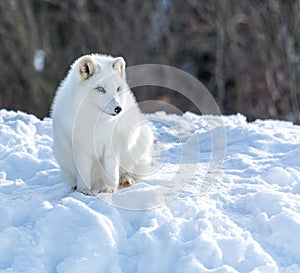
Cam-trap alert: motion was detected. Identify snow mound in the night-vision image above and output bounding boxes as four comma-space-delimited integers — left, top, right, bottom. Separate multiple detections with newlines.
0, 109, 300, 273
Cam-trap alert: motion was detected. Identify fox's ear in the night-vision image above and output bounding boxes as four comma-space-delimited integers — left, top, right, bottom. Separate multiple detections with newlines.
79, 57, 95, 80
113, 57, 126, 78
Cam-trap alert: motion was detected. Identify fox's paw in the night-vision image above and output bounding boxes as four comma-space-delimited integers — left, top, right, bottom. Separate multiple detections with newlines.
76, 187, 94, 196
119, 174, 135, 188
99, 184, 117, 193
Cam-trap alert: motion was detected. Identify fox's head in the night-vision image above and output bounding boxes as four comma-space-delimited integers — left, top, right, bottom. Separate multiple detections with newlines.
75, 54, 128, 117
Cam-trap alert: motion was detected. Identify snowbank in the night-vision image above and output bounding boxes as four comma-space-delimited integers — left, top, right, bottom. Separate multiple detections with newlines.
0, 109, 300, 273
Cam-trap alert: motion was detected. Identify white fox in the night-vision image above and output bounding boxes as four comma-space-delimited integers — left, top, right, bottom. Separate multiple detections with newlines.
51, 54, 153, 194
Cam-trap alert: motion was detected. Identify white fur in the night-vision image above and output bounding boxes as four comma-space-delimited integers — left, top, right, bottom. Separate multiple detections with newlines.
51, 54, 153, 194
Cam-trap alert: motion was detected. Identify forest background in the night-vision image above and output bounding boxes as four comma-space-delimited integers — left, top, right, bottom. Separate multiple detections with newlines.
0, 0, 299, 123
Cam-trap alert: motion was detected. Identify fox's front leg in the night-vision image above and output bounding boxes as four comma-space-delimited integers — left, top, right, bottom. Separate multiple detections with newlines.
99, 148, 119, 193
75, 155, 93, 195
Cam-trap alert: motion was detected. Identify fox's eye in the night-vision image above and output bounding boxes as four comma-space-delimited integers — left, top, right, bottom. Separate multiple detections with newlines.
117, 86, 121, 92
95, 86, 106, 94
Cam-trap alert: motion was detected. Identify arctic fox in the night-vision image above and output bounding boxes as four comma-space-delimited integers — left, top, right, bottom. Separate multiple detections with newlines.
51, 54, 153, 194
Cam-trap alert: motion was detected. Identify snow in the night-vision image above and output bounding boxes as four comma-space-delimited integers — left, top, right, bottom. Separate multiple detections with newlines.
0, 109, 300, 273
33, 50, 46, 72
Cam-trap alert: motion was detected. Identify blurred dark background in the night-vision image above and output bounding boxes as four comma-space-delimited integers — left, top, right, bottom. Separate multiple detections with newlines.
0, 0, 299, 123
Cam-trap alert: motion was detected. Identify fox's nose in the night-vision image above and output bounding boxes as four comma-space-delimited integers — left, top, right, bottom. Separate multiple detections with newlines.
114, 106, 122, 115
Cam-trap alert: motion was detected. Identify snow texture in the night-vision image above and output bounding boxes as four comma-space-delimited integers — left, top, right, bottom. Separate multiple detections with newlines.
0, 109, 300, 273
